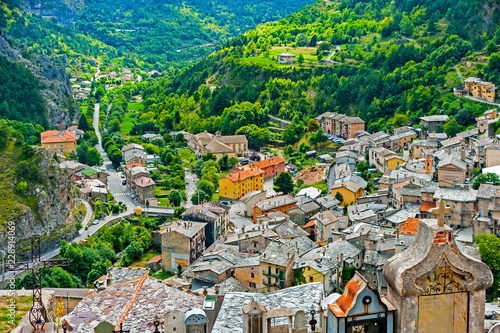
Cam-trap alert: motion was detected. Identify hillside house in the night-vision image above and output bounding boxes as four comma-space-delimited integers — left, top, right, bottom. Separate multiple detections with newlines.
277, 52, 296, 64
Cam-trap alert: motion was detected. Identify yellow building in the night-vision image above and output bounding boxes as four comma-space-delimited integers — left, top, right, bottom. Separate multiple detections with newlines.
464, 77, 497, 102
260, 242, 295, 292
41, 130, 77, 154
386, 156, 405, 170
219, 164, 264, 200
331, 180, 364, 206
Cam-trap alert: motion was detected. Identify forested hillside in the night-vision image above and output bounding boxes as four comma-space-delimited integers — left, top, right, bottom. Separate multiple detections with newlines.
19, 0, 317, 68
128, 0, 500, 146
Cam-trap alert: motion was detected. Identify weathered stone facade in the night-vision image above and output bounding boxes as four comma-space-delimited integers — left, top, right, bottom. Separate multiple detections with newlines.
384, 216, 493, 332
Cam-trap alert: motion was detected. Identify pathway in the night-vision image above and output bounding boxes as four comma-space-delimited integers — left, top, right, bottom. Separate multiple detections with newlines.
460, 95, 500, 108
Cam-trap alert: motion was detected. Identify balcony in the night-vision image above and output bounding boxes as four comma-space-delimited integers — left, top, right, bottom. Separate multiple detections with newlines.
263, 270, 285, 279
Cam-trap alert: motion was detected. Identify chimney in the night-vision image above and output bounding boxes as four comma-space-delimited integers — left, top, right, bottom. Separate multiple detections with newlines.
214, 285, 220, 295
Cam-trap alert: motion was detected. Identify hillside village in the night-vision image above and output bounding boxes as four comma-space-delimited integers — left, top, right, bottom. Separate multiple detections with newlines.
10, 95, 500, 332
7, 0, 500, 331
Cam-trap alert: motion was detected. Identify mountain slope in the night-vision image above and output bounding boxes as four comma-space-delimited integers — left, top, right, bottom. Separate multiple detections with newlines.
132, 0, 498, 143
19, 0, 318, 66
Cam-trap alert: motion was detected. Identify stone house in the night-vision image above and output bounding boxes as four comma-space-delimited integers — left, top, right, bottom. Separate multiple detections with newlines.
428, 182, 478, 229
259, 242, 296, 291
233, 255, 262, 290
161, 221, 206, 273
335, 151, 358, 169
410, 140, 439, 159
474, 137, 494, 167
368, 131, 391, 148
486, 143, 500, 168
311, 210, 342, 244
188, 131, 249, 159
277, 52, 296, 64
369, 147, 404, 173
238, 190, 267, 217
392, 181, 423, 208
182, 202, 230, 247
288, 196, 321, 226
237, 228, 278, 254
419, 115, 448, 133
132, 176, 155, 205
436, 153, 469, 184
80, 167, 108, 185
121, 143, 147, 166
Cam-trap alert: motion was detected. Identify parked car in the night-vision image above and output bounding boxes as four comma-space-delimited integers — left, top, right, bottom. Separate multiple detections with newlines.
122, 179, 127, 185
131, 194, 136, 199
121, 174, 125, 179
92, 220, 100, 225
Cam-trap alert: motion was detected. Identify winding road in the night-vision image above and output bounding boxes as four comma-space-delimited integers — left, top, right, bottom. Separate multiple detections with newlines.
0, 103, 140, 283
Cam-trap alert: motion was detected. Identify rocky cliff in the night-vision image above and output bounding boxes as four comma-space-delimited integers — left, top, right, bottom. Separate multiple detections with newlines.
0, 144, 79, 259
0, 31, 79, 129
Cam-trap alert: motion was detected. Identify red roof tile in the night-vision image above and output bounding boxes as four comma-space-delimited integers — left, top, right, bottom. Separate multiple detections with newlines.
226, 165, 263, 182
399, 218, 419, 235
420, 201, 436, 213
304, 220, 316, 228
253, 156, 286, 169
41, 130, 77, 144
134, 176, 155, 188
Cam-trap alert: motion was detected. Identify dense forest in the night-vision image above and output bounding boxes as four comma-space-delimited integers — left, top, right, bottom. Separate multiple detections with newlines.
0, 57, 47, 128
125, 0, 500, 146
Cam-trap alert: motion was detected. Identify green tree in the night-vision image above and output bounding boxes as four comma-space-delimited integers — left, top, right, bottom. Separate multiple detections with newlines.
309, 34, 317, 46
297, 54, 305, 64
334, 191, 344, 203
455, 109, 472, 126
307, 119, 319, 132
15, 181, 27, 195
197, 179, 215, 198
218, 154, 229, 170
472, 172, 500, 190
87, 261, 107, 284
169, 189, 183, 207
486, 41, 497, 55
191, 189, 210, 205
474, 234, 500, 299
285, 145, 294, 156
443, 118, 460, 137
228, 156, 239, 168
87, 147, 103, 166
0, 124, 10, 148
78, 113, 90, 132
275, 171, 294, 194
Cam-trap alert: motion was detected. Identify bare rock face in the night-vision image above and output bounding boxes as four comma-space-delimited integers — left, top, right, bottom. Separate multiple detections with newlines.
0, 32, 79, 129
0, 148, 78, 259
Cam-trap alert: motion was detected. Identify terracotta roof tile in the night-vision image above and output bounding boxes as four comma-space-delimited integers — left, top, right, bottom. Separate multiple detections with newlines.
253, 156, 286, 169
41, 130, 77, 143
420, 201, 436, 213
225, 166, 263, 182
399, 218, 420, 235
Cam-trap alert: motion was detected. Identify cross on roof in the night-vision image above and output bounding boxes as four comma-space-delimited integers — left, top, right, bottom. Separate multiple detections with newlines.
429, 199, 452, 227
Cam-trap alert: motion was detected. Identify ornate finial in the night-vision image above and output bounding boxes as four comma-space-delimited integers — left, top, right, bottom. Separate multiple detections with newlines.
429, 199, 452, 227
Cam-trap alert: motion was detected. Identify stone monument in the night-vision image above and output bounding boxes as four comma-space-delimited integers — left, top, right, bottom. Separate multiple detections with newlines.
384, 200, 493, 332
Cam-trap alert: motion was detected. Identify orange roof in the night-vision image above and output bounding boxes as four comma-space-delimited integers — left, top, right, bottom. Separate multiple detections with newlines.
41, 130, 77, 144
146, 255, 162, 264
126, 162, 142, 169
253, 156, 286, 169
68, 125, 78, 130
304, 220, 316, 228
226, 165, 263, 182
420, 201, 436, 213
399, 217, 419, 235
328, 271, 367, 317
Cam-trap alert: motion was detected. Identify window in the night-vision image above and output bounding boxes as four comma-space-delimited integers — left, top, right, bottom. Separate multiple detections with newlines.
251, 273, 255, 279
60, 143, 63, 147
307, 267, 310, 271
309, 277, 313, 282
47, 144, 50, 148
276, 268, 279, 273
